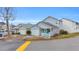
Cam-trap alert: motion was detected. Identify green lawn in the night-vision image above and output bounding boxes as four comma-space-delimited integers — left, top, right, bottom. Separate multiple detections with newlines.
51, 32, 79, 39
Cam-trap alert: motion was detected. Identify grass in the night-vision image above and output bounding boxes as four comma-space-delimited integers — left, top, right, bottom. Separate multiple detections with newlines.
51, 32, 79, 39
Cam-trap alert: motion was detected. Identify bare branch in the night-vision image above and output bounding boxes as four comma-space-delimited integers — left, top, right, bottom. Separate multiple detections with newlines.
0, 7, 14, 38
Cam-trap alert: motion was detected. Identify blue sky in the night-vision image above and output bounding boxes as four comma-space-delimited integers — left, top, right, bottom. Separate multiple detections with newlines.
1, 7, 79, 25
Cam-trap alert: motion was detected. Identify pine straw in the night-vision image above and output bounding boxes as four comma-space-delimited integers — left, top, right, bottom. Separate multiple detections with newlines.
25, 36, 49, 41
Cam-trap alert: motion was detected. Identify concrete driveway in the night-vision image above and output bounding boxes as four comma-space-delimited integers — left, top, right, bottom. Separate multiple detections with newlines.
26, 37, 79, 51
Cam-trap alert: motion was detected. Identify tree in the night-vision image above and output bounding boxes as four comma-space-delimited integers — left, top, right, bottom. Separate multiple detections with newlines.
0, 7, 14, 38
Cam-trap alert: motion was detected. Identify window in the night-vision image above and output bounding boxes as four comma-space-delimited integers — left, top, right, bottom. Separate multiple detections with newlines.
56, 21, 60, 24
41, 29, 50, 33
41, 29, 44, 32
76, 25, 79, 29
47, 29, 50, 33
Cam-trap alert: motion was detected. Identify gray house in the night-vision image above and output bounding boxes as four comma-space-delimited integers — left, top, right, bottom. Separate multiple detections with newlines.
31, 16, 60, 38
18, 23, 33, 35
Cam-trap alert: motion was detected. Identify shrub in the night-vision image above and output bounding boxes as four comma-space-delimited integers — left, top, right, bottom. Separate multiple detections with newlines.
12, 32, 20, 35
12, 32, 15, 35
26, 31, 31, 35
59, 30, 68, 35
16, 32, 20, 35
52, 33, 59, 37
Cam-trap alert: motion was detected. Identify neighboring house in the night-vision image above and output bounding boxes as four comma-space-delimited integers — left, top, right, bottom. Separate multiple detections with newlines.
31, 16, 60, 38
0, 22, 6, 32
0, 22, 12, 36
0, 22, 17, 34
18, 23, 33, 35
11, 25, 19, 34
60, 18, 79, 33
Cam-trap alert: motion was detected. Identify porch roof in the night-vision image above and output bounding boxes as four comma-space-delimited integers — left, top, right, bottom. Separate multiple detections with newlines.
32, 21, 59, 29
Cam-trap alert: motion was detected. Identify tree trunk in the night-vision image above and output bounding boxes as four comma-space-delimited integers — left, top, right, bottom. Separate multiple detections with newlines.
5, 7, 11, 39
6, 18, 10, 38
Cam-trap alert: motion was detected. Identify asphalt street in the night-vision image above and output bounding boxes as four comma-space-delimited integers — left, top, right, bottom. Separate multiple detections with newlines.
26, 37, 79, 51
0, 39, 24, 51
0, 37, 79, 51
